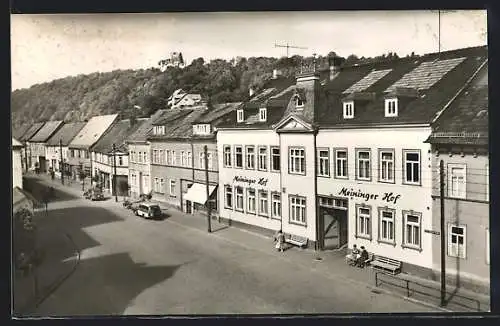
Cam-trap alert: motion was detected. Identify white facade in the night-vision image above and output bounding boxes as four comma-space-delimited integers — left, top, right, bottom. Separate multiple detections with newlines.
316, 126, 434, 268
91, 151, 129, 191
128, 143, 151, 197
12, 146, 23, 189
45, 145, 69, 177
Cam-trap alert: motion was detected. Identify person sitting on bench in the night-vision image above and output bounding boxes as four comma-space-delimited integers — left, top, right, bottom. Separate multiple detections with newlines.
346, 244, 360, 265
356, 246, 369, 268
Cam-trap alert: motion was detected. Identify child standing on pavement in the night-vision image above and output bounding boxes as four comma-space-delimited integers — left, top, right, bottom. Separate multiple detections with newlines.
274, 229, 285, 252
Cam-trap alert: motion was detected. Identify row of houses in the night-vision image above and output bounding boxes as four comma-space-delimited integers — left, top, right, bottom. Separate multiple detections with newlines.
12, 45, 489, 291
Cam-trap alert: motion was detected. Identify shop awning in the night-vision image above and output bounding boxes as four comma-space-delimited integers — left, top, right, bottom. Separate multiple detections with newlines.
184, 183, 217, 205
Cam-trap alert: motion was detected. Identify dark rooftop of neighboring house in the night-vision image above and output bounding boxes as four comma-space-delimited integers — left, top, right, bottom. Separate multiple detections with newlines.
426, 63, 488, 146
20, 122, 45, 142
217, 45, 488, 130
126, 110, 168, 144
29, 120, 64, 143
193, 102, 243, 124
148, 108, 207, 141
45, 122, 87, 146
12, 124, 32, 141
92, 118, 148, 154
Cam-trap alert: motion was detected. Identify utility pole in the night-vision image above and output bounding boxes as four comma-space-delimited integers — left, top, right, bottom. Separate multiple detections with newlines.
439, 159, 446, 307
113, 144, 118, 202
274, 42, 308, 57
24, 145, 29, 173
59, 139, 64, 185
204, 145, 212, 233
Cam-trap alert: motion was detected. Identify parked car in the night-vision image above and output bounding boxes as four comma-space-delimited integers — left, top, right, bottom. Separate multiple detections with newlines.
135, 203, 162, 219
85, 187, 104, 201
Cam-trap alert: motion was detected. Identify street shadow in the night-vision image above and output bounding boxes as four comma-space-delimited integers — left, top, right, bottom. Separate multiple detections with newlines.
23, 252, 184, 317
23, 177, 78, 203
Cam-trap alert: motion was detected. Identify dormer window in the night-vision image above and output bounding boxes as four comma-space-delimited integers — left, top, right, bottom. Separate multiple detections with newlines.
154, 125, 165, 135
385, 98, 398, 117
237, 109, 244, 123
343, 101, 354, 119
259, 108, 267, 122
295, 97, 304, 108
193, 124, 210, 135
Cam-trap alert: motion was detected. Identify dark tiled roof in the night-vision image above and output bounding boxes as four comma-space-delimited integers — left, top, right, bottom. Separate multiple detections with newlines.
12, 124, 32, 141
45, 122, 87, 146
426, 62, 488, 145
152, 109, 194, 126
29, 120, 64, 143
92, 119, 147, 154
317, 46, 487, 127
148, 108, 207, 140
194, 102, 243, 124
21, 122, 45, 142
126, 109, 167, 143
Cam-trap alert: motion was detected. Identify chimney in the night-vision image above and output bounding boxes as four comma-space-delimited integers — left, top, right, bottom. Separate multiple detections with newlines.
328, 56, 342, 81
249, 87, 255, 97
295, 59, 321, 122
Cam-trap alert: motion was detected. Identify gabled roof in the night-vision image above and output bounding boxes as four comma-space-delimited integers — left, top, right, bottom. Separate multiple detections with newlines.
68, 114, 119, 149
12, 124, 32, 141
426, 62, 488, 146
92, 118, 147, 154
126, 110, 168, 144
148, 108, 207, 140
20, 122, 45, 142
29, 120, 64, 143
45, 122, 87, 146
194, 102, 243, 124
12, 137, 23, 148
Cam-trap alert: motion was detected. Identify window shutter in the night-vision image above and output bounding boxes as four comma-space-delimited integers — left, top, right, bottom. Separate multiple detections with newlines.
447, 224, 454, 257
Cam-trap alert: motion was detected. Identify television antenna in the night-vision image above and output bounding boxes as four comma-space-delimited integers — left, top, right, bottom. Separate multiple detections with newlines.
275, 42, 308, 57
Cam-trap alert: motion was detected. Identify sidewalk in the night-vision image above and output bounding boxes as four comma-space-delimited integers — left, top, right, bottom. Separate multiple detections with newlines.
13, 210, 80, 316
28, 173, 491, 313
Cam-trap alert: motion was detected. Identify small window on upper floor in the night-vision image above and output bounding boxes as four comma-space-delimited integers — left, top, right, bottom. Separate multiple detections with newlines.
237, 109, 244, 123
259, 108, 267, 122
296, 97, 304, 108
343, 101, 354, 119
385, 98, 398, 117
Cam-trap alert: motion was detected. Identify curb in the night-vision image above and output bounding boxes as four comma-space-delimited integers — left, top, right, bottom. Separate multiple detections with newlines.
18, 232, 81, 315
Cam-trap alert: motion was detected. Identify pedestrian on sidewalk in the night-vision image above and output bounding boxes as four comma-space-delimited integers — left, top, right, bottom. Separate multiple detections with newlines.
274, 229, 285, 252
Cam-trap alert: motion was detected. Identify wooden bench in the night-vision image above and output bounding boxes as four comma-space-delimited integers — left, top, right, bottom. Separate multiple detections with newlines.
285, 234, 308, 248
370, 255, 402, 275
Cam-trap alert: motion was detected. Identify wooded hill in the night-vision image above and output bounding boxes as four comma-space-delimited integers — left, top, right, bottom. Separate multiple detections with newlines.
11, 51, 410, 129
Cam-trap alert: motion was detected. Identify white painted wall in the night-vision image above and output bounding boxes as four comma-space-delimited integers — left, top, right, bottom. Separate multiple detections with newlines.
217, 130, 282, 231
316, 127, 434, 268
128, 143, 151, 196
12, 148, 23, 189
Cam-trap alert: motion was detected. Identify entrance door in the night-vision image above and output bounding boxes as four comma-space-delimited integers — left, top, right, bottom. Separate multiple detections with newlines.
319, 197, 349, 250
39, 157, 47, 173
186, 200, 192, 214
322, 207, 340, 250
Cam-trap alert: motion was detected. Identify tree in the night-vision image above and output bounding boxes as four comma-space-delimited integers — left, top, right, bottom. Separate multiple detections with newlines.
79, 169, 87, 191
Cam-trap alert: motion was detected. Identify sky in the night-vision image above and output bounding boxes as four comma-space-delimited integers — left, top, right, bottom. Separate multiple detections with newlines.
11, 10, 487, 90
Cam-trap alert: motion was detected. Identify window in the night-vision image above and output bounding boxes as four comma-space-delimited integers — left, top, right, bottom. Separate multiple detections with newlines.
118, 156, 123, 166
160, 178, 165, 194
237, 109, 244, 122
296, 97, 304, 107
403, 150, 420, 184
289, 148, 305, 174
379, 208, 395, 244
258, 146, 267, 171
154, 177, 164, 193
199, 152, 205, 169
356, 206, 371, 239
180, 151, 186, 166
207, 152, 213, 170
169, 180, 176, 197
259, 108, 267, 121
247, 188, 256, 213
165, 150, 171, 165
486, 228, 490, 265
271, 147, 280, 172
448, 225, 466, 259
343, 101, 354, 119
235, 187, 244, 211
334, 149, 348, 178
223, 145, 232, 167
272, 193, 281, 219
356, 149, 371, 181
187, 152, 192, 167
246, 146, 255, 169
159, 150, 164, 164
235, 146, 243, 168
143, 152, 147, 163
138, 152, 142, 163
171, 151, 176, 165
385, 98, 398, 117
317, 149, 330, 177
379, 150, 395, 183
448, 164, 466, 199
258, 190, 269, 216
225, 186, 233, 208
290, 196, 306, 225
403, 211, 421, 250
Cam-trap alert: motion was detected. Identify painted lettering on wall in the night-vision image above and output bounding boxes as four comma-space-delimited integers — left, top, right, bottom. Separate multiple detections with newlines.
233, 176, 268, 186
338, 187, 401, 204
